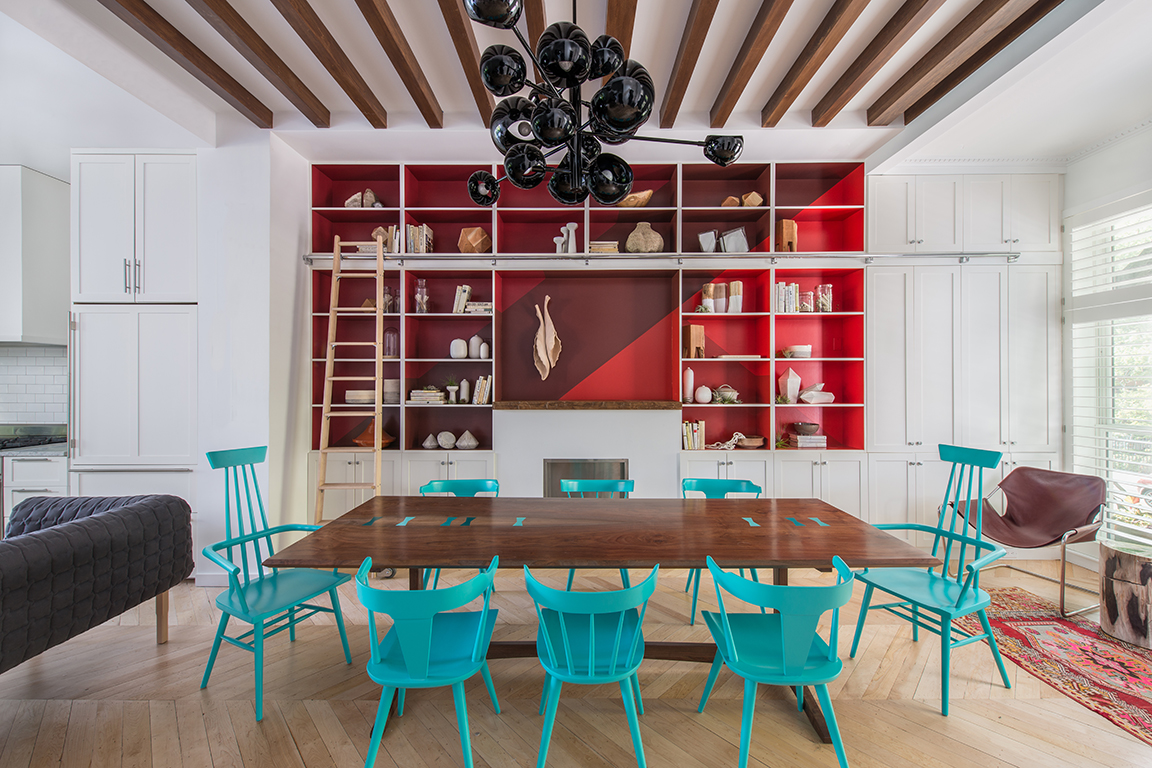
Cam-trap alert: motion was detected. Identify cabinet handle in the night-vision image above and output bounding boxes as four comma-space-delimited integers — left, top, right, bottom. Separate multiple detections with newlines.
907, 442, 914, 446
915, 441, 922, 445
440, 460, 447, 466
1010, 441, 1016, 445
812, 460, 819, 466
12, 457, 52, 462
448, 460, 454, 466
134, 259, 141, 293
909, 461, 916, 466
908, 240, 917, 245
13, 488, 53, 493
917, 239, 924, 244
821, 461, 828, 466
1004, 238, 1011, 244
916, 461, 923, 466
727, 460, 733, 466
718, 460, 725, 468
1012, 239, 1019, 244
347, 460, 353, 466
124, 259, 131, 293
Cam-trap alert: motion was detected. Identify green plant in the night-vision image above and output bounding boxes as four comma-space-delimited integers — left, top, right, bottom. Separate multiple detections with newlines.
775, 394, 789, 404
715, 391, 740, 404
775, 434, 789, 449
444, 375, 458, 388
694, 305, 712, 312
423, 384, 439, 391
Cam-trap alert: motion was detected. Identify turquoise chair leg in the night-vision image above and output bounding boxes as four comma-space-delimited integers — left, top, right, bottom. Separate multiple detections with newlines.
422, 568, 442, 589
697, 653, 723, 712
364, 686, 395, 768
689, 570, 701, 626
619, 678, 647, 768
539, 674, 550, 716
941, 618, 951, 716
288, 606, 296, 642
850, 584, 874, 658
565, 569, 575, 591
397, 688, 406, 716
481, 661, 501, 713
684, 569, 695, 593
451, 681, 474, 768
978, 609, 1012, 689
796, 686, 803, 712
330, 587, 352, 664
814, 684, 849, 768
619, 569, 631, 588
912, 604, 920, 642
201, 612, 230, 688
631, 673, 644, 716
536, 678, 563, 768
254, 620, 265, 722
738, 678, 757, 768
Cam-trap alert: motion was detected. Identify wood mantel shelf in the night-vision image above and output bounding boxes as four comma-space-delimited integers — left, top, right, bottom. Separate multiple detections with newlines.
494, 400, 682, 410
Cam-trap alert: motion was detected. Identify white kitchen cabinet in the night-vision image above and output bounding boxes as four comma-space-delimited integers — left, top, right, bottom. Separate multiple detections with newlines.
70, 470, 193, 501
867, 453, 954, 546
2, 456, 69, 535
866, 266, 960, 452
307, 450, 401, 519
71, 305, 197, 467
71, 153, 196, 303
403, 451, 496, 495
867, 175, 962, 253
774, 452, 867, 519
963, 175, 1060, 252
680, 452, 771, 494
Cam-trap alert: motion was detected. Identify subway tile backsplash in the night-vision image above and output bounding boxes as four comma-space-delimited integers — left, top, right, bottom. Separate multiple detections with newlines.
0, 346, 68, 424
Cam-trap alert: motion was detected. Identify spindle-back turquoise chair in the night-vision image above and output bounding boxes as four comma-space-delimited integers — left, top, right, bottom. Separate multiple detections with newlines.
524, 564, 659, 768
697, 556, 855, 768
355, 555, 500, 768
849, 444, 1011, 715
200, 446, 351, 721
561, 478, 635, 590
419, 478, 499, 588
681, 478, 763, 624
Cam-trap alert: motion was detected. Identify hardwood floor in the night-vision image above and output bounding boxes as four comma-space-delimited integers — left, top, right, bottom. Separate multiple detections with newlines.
1, 561, 1147, 767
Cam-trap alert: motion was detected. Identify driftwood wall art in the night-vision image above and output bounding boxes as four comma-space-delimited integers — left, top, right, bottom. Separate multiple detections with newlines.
533, 295, 561, 380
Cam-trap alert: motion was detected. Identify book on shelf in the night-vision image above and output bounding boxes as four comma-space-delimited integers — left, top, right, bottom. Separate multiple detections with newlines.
682, 419, 705, 450
589, 241, 619, 253
787, 435, 827, 448
452, 284, 473, 314
776, 282, 801, 313
409, 389, 446, 403
406, 223, 434, 254
464, 301, 493, 313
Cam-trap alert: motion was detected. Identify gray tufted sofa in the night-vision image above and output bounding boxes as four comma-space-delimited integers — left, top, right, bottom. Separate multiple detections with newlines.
0, 495, 194, 675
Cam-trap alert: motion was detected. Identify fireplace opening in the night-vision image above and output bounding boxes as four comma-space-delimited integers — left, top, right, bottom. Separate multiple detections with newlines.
543, 458, 629, 498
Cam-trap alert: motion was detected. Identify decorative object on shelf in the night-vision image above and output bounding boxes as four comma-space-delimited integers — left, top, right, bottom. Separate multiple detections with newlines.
458, 227, 492, 254
817, 283, 833, 312
736, 435, 765, 449
553, 236, 566, 253
437, 431, 457, 449
714, 384, 739, 404
713, 282, 728, 313
459, 378, 470, 403
720, 226, 749, 253
800, 383, 835, 404
381, 286, 394, 313
344, 191, 362, 208
721, 196, 740, 207
383, 327, 399, 358
683, 324, 705, 358
469, 334, 484, 359
589, 240, 619, 253
422, 433, 439, 449
533, 294, 561, 380
698, 229, 718, 253
480, 342, 491, 358
700, 283, 715, 312
728, 280, 743, 312
383, 378, 400, 404
791, 422, 819, 435
682, 367, 694, 404
742, 191, 763, 207
778, 367, 800, 404
624, 221, 662, 253
352, 420, 395, 448
363, 188, 377, 207
799, 291, 814, 312
618, 189, 653, 207
456, 430, 480, 450
410, 386, 447, 404
446, 384, 459, 404
781, 344, 811, 358
463, 1, 742, 207
345, 389, 375, 404
694, 385, 712, 404
564, 222, 579, 253
361, 298, 375, 309
704, 431, 748, 450
414, 278, 429, 313
450, 338, 469, 359
776, 218, 798, 252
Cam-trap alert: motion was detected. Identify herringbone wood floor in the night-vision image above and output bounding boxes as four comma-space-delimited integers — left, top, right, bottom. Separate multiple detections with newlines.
1, 562, 1148, 767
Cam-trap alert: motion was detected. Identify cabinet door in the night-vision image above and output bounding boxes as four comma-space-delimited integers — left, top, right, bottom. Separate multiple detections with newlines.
867, 454, 916, 540
960, 266, 1008, 451
3, 456, 69, 485
136, 155, 197, 302
1007, 266, 1061, 452
914, 456, 956, 547
867, 176, 914, 253
866, 267, 913, 451
912, 266, 961, 448
136, 307, 197, 464
307, 451, 359, 519
70, 471, 193, 501
774, 453, 820, 498
727, 454, 771, 496
449, 452, 496, 482
404, 453, 449, 494
821, 454, 867, 518
681, 453, 726, 483
1008, 175, 1060, 251
963, 176, 1009, 252
72, 306, 139, 465
914, 176, 963, 252
355, 452, 402, 503
72, 154, 135, 303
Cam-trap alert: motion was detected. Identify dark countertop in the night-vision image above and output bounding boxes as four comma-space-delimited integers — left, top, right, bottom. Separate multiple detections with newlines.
0, 444, 68, 458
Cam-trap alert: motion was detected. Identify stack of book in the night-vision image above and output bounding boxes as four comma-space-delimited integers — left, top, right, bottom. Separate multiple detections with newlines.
589, 240, 619, 253
682, 420, 705, 450
775, 282, 801, 313
406, 223, 434, 254
358, 225, 399, 253
451, 284, 472, 313
408, 388, 446, 404
788, 434, 827, 448
471, 375, 493, 404
464, 301, 493, 314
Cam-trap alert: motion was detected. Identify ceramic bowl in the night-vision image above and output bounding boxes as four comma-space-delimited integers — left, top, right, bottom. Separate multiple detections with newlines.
791, 422, 819, 435
736, 435, 765, 449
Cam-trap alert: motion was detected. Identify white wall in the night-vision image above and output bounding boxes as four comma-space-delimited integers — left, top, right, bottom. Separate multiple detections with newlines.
1065, 125, 1152, 216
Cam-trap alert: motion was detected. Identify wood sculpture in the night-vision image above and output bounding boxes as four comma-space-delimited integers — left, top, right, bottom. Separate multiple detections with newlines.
533, 295, 561, 380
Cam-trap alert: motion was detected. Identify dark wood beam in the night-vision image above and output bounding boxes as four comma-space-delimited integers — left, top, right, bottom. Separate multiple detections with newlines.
268, 0, 388, 128
94, 0, 273, 128
760, 0, 870, 128
866, 0, 1032, 126
606, 0, 638, 58
525, 0, 545, 81
437, 0, 494, 122
811, 0, 945, 127
185, 0, 328, 127
904, 0, 1064, 123
709, 0, 794, 128
659, 0, 721, 129
355, 0, 443, 128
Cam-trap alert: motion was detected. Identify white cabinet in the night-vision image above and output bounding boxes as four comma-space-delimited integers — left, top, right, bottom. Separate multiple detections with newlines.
867, 175, 962, 253
680, 452, 772, 493
71, 153, 196, 303
307, 450, 401, 518
403, 451, 496, 495
2, 456, 69, 534
867, 453, 953, 546
866, 266, 960, 452
0, 167, 70, 344
70, 470, 193, 501
961, 265, 1061, 453
774, 452, 867, 518
963, 175, 1060, 252
71, 305, 197, 467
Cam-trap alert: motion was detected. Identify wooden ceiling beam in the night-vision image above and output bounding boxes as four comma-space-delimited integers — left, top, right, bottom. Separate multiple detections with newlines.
268, 0, 388, 128
866, 0, 1033, 126
185, 0, 328, 127
525, 0, 545, 81
710, 0, 794, 128
659, 0, 721, 129
355, 0, 443, 128
761, 0, 870, 128
94, 0, 273, 128
437, 0, 494, 122
811, 0, 946, 127
606, 0, 638, 58
903, 0, 1064, 124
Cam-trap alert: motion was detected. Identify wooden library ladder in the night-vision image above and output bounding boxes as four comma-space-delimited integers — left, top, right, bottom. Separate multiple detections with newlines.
314, 234, 386, 524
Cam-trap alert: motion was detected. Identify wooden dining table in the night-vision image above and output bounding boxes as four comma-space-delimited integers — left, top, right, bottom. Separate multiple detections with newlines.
266, 494, 937, 743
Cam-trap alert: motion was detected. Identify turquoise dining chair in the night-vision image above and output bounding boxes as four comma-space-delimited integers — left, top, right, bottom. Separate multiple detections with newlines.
524, 564, 659, 768
419, 478, 499, 588
697, 555, 855, 768
681, 478, 763, 624
561, 478, 635, 591
850, 444, 1011, 716
355, 555, 500, 768
200, 446, 351, 722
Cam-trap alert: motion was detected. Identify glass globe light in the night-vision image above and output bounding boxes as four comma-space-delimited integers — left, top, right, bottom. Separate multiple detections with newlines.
504, 143, 548, 189
480, 45, 526, 97
536, 22, 591, 88
588, 34, 624, 80
547, 155, 588, 205
703, 135, 744, 167
489, 96, 536, 154
530, 98, 577, 147
587, 153, 634, 206
468, 170, 500, 206
464, 0, 522, 29
590, 60, 654, 134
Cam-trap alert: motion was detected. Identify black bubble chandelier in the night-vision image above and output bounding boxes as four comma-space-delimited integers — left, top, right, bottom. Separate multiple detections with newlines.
464, 0, 744, 207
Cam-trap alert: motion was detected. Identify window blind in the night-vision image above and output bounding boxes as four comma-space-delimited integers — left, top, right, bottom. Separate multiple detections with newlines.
1067, 202, 1152, 550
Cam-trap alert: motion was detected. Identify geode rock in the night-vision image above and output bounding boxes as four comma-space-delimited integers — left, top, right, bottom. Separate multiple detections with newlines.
363, 188, 377, 207
344, 192, 362, 208
625, 222, 663, 253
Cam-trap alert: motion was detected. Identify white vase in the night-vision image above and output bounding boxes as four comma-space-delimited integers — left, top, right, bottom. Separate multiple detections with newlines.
468, 334, 483, 359
694, 385, 712, 404
459, 379, 470, 403
446, 385, 459, 404
449, 338, 468, 359
480, 342, 490, 359
683, 367, 694, 403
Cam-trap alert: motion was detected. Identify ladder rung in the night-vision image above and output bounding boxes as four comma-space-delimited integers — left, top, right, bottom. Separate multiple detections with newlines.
327, 376, 376, 381
320, 482, 375, 490
336, 240, 384, 247
332, 307, 378, 312
335, 273, 379, 279
325, 411, 378, 417
331, 341, 377, 346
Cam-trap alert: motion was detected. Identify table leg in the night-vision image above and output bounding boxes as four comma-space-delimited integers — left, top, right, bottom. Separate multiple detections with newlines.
787, 686, 833, 743
773, 567, 788, 586
408, 567, 422, 591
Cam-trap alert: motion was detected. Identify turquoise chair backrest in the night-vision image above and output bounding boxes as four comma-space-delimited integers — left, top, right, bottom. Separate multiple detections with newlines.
419, 479, 499, 496
524, 565, 658, 678
707, 555, 854, 676
933, 444, 1003, 588
560, 478, 634, 498
356, 556, 498, 680
682, 478, 762, 498
206, 446, 272, 585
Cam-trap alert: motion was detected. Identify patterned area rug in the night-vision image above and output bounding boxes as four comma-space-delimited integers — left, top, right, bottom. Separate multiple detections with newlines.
955, 587, 1152, 746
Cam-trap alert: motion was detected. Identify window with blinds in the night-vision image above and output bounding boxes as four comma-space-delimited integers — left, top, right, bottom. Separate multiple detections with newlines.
1067, 200, 1152, 551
